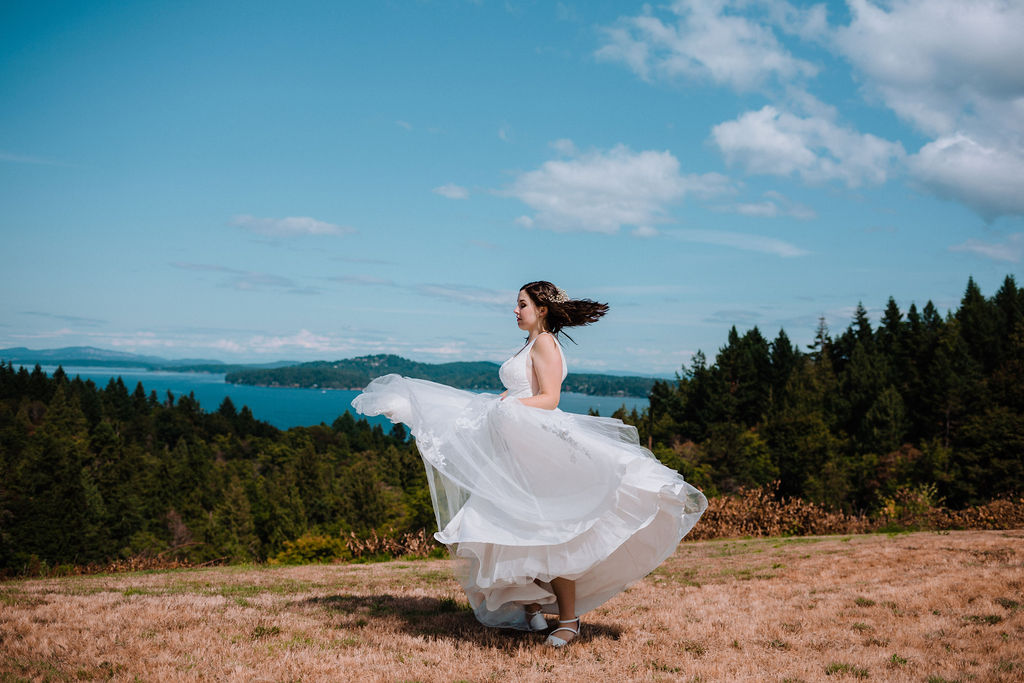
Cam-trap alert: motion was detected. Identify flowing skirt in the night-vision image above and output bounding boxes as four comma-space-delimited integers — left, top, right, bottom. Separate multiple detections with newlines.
351, 374, 707, 629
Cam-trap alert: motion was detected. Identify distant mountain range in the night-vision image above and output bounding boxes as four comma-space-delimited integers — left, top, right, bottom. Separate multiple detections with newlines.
0, 346, 297, 372
1, 346, 661, 397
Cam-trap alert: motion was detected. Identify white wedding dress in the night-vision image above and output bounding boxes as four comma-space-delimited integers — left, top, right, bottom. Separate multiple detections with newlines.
351, 332, 707, 629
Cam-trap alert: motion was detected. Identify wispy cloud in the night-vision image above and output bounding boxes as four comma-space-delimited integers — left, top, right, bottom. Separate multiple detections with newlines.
230, 214, 354, 237
329, 274, 396, 286
703, 309, 764, 325
666, 229, 809, 257
171, 262, 321, 294
331, 256, 397, 265
0, 150, 75, 167
396, 120, 413, 131
507, 141, 732, 233
588, 284, 688, 296
329, 275, 513, 309
549, 138, 578, 156
949, 232, 1024, 263
432, 183, 470, 199
416, 284, 511, 307
20, 311, 107, 327
411, 341, 471, 356
171, 262, 238, 273
715, 190, 816, 220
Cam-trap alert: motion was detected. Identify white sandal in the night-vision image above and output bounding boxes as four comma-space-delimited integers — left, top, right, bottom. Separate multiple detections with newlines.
545, 617, 580, 647
525, 608, 547, 632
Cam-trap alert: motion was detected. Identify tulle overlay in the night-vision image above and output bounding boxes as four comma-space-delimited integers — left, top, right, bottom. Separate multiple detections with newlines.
351, 341, 706, 629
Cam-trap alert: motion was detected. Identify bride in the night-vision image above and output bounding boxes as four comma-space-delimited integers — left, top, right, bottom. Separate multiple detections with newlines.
352, 281, 707, 647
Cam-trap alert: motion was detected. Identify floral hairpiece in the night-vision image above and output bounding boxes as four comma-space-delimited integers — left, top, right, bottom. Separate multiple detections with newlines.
552, 287, 569, 304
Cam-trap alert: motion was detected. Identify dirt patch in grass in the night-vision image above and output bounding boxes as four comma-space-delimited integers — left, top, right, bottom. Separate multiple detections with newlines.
1, 530, 1022, 681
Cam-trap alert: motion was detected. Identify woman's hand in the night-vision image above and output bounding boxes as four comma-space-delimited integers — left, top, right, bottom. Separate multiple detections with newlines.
516, 334, 562, 410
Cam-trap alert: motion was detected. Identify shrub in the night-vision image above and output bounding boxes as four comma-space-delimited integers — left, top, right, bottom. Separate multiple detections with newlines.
270, 534, 349, 565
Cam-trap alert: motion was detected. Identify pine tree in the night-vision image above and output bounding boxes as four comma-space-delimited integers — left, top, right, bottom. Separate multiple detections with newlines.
956, 276, 999, 372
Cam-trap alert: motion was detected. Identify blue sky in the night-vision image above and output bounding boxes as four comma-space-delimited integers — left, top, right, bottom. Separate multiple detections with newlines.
2, 0, 1021, 376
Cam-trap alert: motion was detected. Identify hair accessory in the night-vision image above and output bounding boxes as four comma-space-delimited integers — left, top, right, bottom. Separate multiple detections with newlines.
552, 287, 569, 304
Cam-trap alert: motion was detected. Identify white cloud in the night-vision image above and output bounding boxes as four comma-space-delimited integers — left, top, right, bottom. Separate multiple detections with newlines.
834, 0, 1024, 218
835, 0, 1024, 137
667, 228, 809, 257
396, 120, 413, 131
230, 214, 353, 237
596, 0, 818, 91
909, 134, 1024, 220
507, 142, 732, 233
950, 232, 1024, 264
712, 105, 904, 187
432, 183, 470, 199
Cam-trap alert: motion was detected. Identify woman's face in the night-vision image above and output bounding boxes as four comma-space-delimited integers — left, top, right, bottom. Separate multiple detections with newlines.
515, 289, 547, 331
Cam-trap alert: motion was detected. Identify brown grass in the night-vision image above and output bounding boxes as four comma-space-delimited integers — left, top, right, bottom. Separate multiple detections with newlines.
2, 530, 1022, 682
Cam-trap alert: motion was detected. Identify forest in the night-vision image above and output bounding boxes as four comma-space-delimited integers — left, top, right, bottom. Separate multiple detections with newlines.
631, 275, 1023, 511
0, 275, 1020, 574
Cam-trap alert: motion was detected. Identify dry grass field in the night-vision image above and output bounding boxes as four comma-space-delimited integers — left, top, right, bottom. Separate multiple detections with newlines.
1, 529, 1021, 682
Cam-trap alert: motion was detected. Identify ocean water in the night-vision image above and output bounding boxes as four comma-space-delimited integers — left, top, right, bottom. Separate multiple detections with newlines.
34, 366, 649, 430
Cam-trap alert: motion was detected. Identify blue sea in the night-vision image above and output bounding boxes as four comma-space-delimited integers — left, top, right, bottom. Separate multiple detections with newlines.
34, 366, 649, 430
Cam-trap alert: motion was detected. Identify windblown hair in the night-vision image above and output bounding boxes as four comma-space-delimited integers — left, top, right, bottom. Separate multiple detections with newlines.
521, 280, 608, 343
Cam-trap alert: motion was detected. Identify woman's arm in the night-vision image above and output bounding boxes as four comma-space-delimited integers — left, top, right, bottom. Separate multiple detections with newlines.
517, 334, 561, 410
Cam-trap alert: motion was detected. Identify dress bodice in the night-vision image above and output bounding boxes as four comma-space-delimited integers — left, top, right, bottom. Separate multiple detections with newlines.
499, 332, 568, 399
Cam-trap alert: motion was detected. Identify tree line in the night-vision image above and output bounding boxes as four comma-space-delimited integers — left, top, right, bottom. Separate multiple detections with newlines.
0, 366, 430, 573
0, 274, 1020, 572
618, 275, 1023, 512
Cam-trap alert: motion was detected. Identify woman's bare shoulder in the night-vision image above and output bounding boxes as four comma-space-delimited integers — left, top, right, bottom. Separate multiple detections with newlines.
531, 333, 559, 356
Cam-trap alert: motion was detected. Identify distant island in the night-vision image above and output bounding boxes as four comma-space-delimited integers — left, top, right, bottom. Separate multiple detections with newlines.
0, 346, 658, 398
226, 354, 657, 397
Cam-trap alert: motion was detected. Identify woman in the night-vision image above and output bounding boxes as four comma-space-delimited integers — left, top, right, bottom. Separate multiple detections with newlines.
351, 281, 707, 647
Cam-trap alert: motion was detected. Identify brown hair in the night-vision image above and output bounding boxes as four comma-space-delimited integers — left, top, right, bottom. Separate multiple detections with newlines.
520, 281, 608, 343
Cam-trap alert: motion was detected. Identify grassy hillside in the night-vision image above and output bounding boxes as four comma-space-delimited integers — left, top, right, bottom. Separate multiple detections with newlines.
2, 530, 1021, 682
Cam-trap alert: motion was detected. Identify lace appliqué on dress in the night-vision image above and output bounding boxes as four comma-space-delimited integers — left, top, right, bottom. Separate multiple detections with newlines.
540, 413, 586, 463
416, 431, 447, 469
